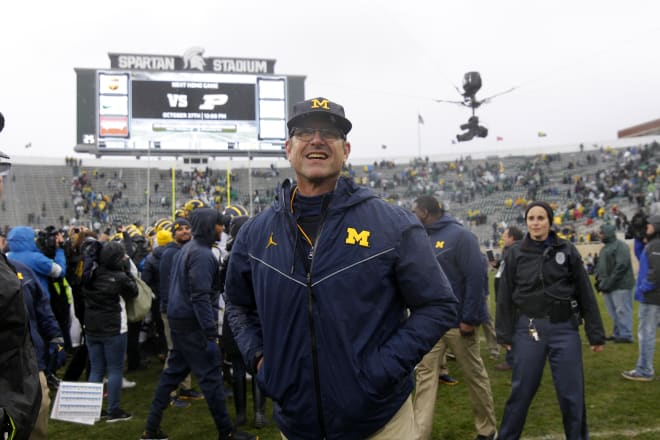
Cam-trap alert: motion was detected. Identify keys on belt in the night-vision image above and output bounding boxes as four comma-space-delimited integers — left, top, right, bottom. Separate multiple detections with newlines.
528, 318, 539, 342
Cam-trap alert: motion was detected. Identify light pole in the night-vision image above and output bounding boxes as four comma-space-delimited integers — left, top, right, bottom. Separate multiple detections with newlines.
146, 141, 151, 227
248, 155, 253, 215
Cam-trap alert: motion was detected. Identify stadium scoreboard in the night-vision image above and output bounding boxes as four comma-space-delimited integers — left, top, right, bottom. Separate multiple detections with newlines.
75, 49, 305, 158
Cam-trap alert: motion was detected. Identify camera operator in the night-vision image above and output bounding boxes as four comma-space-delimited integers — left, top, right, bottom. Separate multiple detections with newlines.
37, 226, 73, 355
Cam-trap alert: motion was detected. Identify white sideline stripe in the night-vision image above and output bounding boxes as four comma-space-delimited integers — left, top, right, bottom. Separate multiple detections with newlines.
525, 426, 660, 439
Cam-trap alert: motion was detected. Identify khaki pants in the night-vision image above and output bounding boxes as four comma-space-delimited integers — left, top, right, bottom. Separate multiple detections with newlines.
482, 312, 500, 358
30, 371, 50, 440
413, 328, 497, 439
281, 395, 419, 440
162, 313, 192, 392
437, 339, 450, 376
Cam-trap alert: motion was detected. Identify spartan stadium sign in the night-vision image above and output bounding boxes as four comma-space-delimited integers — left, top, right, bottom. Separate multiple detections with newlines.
108, 47, 275, 74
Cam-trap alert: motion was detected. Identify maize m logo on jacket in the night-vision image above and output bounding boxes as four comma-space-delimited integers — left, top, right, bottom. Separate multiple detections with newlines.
345, 228, 370, 248
435, 240, 445, 249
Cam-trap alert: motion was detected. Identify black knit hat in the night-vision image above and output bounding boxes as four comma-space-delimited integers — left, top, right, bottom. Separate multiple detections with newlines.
171, 217, 191, 234
525, 201, 554, 222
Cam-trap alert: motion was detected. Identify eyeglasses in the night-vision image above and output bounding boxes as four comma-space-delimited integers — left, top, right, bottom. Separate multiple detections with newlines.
290, 127, 345, 142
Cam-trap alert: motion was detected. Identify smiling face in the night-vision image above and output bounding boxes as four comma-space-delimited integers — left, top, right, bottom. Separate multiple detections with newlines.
173, 224, 191, 244
526, 206, 551, 241
285, 116, 350, 196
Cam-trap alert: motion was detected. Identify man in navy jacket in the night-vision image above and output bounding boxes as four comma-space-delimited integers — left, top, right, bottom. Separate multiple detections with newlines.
225, 97, 458, 440
142, 209, 255, 440
411, 195, 497, 440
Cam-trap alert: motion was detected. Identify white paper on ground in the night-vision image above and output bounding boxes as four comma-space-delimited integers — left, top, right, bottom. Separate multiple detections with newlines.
50, 381, 103, 425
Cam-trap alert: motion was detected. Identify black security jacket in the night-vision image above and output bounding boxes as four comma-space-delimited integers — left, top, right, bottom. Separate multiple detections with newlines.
83, 242, 138, 337
0, 253, 41, 440
496, 231, 605, 346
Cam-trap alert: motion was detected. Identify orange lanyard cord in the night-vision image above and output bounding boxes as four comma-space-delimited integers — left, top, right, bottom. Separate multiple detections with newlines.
296, 224, 313, 246
290, 186, 313, 246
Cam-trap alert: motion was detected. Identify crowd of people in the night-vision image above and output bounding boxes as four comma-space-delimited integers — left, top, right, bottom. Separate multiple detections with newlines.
1, 97, 660, 440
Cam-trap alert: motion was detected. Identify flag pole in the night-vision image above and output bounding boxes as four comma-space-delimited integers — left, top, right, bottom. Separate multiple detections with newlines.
417, 110, 422, 158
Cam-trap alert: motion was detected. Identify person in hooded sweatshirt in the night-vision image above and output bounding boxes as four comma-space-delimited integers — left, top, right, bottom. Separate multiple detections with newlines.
594, 223, 634, 344
83, 240, 138, 422
7, 226, 66, 302
142, 208, 256, 440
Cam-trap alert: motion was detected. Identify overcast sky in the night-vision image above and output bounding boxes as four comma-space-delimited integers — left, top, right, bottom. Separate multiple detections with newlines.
1, 0, 659, 162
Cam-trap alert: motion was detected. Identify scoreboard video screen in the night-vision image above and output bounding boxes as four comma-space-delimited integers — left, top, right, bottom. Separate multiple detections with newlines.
75, 66, 304, 157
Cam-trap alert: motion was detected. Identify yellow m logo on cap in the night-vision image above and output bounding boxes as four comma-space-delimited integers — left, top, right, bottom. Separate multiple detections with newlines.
345, 227, 370, 247
310, 99, 330, 110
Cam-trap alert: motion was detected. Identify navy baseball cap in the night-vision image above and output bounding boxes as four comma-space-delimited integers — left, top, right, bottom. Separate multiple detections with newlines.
287, 97, 352, 136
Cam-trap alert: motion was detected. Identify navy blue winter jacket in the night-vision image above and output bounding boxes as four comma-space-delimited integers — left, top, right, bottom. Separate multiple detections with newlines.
225, 177, 458, 440
167, 208, 221, 338
423, 215, 489, 326
11, 260, 62, 371
158, 242, 181, 314
141, 245, 167, 298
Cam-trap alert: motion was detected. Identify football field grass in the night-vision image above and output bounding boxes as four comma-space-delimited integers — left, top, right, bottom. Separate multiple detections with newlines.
49, 285, 660, 439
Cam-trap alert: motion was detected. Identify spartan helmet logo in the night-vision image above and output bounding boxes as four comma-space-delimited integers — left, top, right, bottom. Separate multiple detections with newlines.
182, 47, 206, 71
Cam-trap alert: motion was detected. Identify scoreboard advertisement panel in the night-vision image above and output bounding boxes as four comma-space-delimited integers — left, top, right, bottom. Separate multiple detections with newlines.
75, 50, 305, 157
94, 70, 287, 152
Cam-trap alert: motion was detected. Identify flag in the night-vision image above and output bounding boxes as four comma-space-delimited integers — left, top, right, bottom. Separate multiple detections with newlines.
418, 114, 424, 125
24, 142, 32, 149
381, 144, 387, 150
537, 131, 547, 137
496, 136, 503, 141
451, 139, 457, 145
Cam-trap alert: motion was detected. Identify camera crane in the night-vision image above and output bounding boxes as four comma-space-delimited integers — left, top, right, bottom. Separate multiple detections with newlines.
434, 72, 516, 142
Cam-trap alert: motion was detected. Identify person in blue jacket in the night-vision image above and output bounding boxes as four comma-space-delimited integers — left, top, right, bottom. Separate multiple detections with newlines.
142, 208, 256, 440
141, 229, 172, 363
623, 214, 660, 381
411, 195, 497, 440
156, 217, 201, 405
225, 97, 458, 440
11, 259, 65, 440
7, 226, 66, 301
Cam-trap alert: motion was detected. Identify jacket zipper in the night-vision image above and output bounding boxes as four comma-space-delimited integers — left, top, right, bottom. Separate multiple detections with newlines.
306, 222, 327, 439
288, 186, 332, 438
